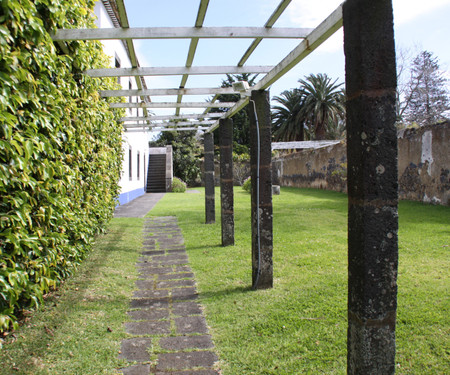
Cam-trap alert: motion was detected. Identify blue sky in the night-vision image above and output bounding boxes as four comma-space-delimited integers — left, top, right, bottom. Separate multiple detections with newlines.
123, 0, 450, 117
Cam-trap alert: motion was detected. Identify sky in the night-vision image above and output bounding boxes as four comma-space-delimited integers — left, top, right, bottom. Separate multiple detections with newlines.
122, 0, 450, 119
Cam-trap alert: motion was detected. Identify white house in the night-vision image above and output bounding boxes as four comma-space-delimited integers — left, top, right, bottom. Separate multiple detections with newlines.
94, 0, 149, 205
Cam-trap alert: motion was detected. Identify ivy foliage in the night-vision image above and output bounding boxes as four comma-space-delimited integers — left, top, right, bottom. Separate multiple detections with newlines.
0, 0, 124, 331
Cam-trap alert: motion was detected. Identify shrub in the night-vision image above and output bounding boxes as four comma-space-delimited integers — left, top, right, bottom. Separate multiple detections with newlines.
242, 177, 251, 193
172, 177, 187, 193
0, 0, 124, 331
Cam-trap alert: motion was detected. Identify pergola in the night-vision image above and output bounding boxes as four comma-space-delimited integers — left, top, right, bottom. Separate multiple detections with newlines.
52, 0, 399, 373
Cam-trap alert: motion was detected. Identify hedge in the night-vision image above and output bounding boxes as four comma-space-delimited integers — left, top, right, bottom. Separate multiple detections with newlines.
0, 0, 124, 331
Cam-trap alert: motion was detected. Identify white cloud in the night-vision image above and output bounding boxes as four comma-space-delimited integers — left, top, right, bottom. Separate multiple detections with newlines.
287, 0, 450, 27
393, 0, 450, 25
287, 0, 342, 27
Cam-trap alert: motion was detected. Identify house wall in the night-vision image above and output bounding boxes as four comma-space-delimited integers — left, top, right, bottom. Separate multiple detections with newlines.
94, 1, 149, 205
272, 121, 450, 206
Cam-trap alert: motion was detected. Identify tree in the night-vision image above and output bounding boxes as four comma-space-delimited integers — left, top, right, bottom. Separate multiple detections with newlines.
298, 73, 345, 140
272, 89, 306, 141
150, 131, 201, 186
403, 51, 450, 126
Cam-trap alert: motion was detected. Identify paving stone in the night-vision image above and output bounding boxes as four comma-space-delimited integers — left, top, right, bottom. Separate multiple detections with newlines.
152, 255, 188, 262
139, 267, 173, 275
158, 272, 194, 281
175, 316, 208, 334
174, 265, 192, 272
127, 308, 169, 321
125, 320, 170, 335
172, 302, 202, 316
156, 279, 195, 289
130, 298, 169, 309
159, 335, 213, 351
172, 287, 198, 300
164, 259, 190, 266
156, 351, 218, 371
141, 250, 164, 256
133, 289, 169, 299
136, 262, 161, 268
119, 337, 152, 361
154, 370, 220, 375
135, 280, 155, 289
120, 364, 151, 375
167, 249, 187, 253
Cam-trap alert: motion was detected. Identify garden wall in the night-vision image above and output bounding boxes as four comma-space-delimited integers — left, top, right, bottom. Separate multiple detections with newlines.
272, 121, 450, 205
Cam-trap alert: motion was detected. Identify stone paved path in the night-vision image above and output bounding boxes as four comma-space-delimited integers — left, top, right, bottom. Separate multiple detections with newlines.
119, 216, 220, 375
114, 193, 165, 218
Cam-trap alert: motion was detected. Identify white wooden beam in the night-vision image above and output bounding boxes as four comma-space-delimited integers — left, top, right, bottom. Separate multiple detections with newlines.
253, 4, 343, 91
124, 122, 214, 129
125, 127, 208, 133
176, 0, 210, 116
52, 27, 314, 41
100, 87, 236, 97
114, 0, 151, 111
272, 140, 340, 150
120, 113, 225, 122
158, 127, 208, 132
87, 66, 273, 77
111, 102, 235, 109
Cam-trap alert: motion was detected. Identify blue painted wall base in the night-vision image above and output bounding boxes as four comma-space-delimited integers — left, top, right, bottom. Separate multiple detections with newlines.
118, 187, 146, 206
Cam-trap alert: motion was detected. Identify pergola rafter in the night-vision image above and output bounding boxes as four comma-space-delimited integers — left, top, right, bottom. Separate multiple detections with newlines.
52, 27, 314, 41
176, 0, 210, 116
111, 102, 235, 109
86, 65, 274, 77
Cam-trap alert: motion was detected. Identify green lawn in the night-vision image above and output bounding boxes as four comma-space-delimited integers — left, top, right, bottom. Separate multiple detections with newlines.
0, 188, 448, 374
150, 187, 449, 374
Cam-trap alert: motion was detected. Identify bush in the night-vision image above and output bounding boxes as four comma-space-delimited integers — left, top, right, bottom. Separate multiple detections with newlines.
0, 0, 123, 331
242, 177, 251, 193
172, 177, 187, 193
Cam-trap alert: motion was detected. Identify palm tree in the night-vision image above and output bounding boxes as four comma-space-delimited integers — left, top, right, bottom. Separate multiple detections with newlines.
299, 73, 345, 140
271, 89, 305, 141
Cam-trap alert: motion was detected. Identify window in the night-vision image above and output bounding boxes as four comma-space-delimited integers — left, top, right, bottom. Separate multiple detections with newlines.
137, 151, 140, 180
115, 55, 121, 85
129, 80, 132, 103
129, 147, 132, 180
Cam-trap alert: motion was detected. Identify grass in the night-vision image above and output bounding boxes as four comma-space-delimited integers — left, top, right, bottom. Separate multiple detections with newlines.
0, 218, 143, 375
149, 187, 449, 374
0, 188, 448, 374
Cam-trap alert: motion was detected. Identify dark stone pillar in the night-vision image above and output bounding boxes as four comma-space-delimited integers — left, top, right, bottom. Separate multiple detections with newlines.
204, 132, 215, 224
343, 1, 398, 373
219, 118, 234, 246
247, 90, 273, 289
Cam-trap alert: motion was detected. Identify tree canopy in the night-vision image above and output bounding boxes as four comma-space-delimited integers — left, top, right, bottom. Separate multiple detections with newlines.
401, 51, 450, 126
271, 73, 345, 141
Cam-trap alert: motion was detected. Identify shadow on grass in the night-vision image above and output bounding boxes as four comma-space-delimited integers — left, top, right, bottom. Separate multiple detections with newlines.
199, 285, 253, 301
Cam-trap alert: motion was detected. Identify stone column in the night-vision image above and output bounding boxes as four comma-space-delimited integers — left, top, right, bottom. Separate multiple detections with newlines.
204, 132, 215, 224
219, 118, 234, 246
247, 90, 273, 289
343, 1, 398, 373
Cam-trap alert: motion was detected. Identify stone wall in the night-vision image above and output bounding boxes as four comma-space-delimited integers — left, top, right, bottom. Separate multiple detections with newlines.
273, 121, 449, 205
272, 142, 348, 193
